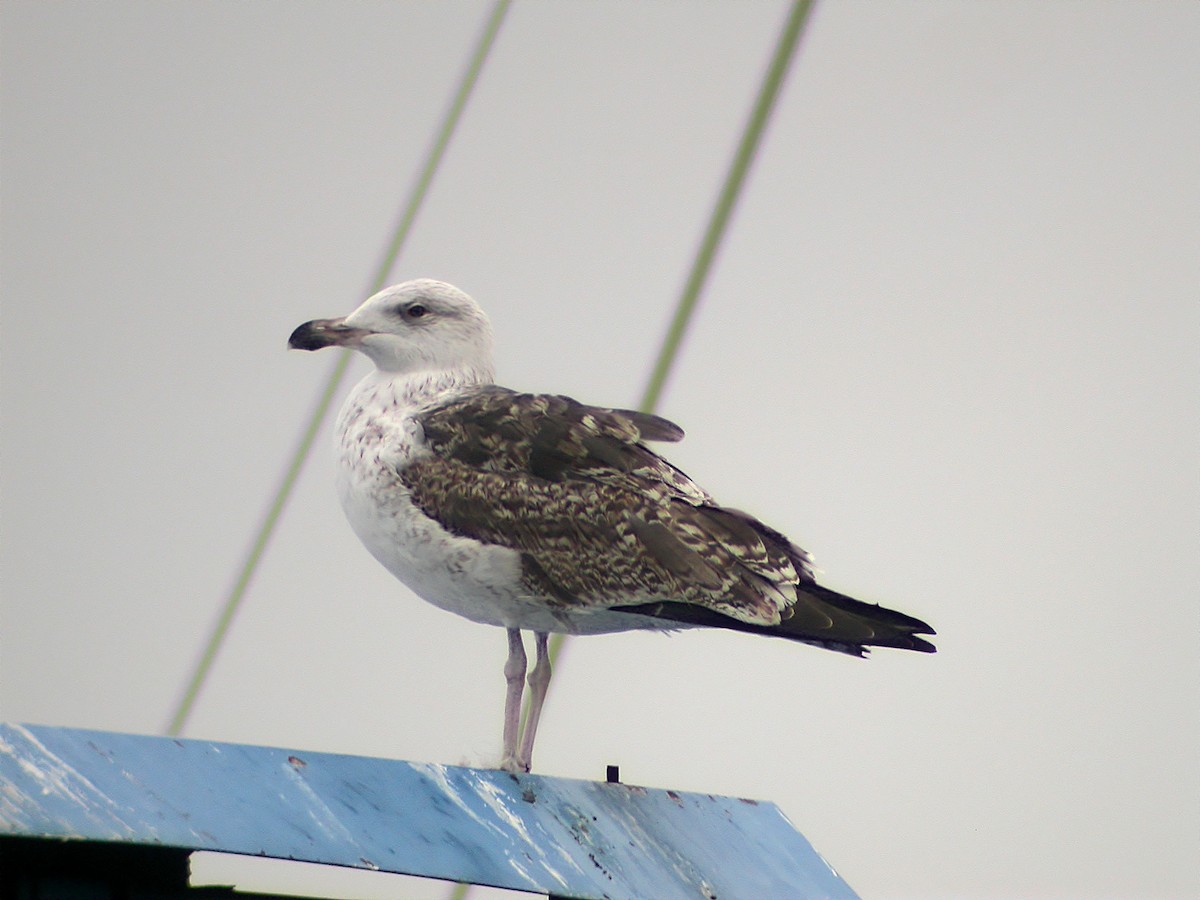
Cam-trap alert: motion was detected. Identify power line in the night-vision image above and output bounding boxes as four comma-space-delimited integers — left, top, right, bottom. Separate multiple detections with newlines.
164, 0, 513, 738
639, 0, 816, 415
541, 0, 816, 721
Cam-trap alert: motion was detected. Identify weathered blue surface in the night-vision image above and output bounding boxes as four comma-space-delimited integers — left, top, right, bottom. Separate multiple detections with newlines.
0, 723, 857, 899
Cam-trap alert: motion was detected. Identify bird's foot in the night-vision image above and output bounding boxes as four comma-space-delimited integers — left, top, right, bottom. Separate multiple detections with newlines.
498, 754, 529, 774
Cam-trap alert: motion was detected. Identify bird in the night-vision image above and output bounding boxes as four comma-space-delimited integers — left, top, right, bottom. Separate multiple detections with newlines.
289, 279, 935, 773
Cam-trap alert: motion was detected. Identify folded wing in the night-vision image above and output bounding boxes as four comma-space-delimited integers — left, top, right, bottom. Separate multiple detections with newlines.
402, 386, 936, 654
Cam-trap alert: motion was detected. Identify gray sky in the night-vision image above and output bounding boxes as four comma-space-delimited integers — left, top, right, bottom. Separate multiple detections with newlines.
2, 2, 1197, 898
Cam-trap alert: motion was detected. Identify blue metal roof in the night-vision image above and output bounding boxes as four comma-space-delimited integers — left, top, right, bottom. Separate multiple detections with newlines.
0, 723, 857, 899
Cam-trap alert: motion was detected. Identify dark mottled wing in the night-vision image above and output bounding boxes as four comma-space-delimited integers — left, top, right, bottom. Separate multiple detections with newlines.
413, 385, 702, 500
403, 386, 936, 654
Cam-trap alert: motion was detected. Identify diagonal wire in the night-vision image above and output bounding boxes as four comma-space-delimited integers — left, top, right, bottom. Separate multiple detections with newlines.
165, 0, 513, 738
540, 0, 817, 715
451, 2, 817, 897
638, 0, 817, 418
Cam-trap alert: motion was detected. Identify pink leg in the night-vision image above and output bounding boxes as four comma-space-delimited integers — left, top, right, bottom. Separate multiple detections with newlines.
517, 632, 551, 773
499, 628, 526, 773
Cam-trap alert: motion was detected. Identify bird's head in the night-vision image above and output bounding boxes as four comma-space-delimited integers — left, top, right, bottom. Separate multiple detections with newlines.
289, 279, 495, 379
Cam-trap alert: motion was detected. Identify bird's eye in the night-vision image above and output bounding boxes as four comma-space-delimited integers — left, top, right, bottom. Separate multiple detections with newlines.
403, 304, 428, 320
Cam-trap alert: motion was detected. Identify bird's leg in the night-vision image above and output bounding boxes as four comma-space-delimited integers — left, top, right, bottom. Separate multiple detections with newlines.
499, 628, 527, 773
516, 632, 552, 773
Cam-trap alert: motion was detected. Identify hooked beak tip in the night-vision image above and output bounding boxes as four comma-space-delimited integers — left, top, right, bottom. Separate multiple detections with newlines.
288, 318, 364, 351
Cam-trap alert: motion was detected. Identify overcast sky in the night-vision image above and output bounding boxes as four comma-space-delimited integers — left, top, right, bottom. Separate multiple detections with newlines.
2, 2, 1197, 898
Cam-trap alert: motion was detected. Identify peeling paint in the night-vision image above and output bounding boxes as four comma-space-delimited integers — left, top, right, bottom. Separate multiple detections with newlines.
282, 763, 358, 845
0, 726, 135, 836
410, 761, 497, 834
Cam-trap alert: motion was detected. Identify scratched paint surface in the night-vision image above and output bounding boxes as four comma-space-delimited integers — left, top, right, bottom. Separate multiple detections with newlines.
0, 724, 857, 899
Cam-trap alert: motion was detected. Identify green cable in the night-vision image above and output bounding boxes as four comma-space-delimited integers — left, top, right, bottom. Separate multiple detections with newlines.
641, 0, 815, 417
540, 0, 817, 713
165, 0, 513, 738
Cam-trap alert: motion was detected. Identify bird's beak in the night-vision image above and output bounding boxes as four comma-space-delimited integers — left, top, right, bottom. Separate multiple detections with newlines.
288, 317, 370, 350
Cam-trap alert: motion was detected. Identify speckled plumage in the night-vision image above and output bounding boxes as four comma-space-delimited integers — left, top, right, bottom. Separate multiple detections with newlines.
403, 386, 811, 628
289, 279, 935, 771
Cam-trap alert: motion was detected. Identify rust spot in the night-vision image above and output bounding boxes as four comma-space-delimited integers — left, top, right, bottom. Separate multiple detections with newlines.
287, 755, 306, 768
521, 786, 536, 803
666, 790, 684, 805
738, 797, 759, 805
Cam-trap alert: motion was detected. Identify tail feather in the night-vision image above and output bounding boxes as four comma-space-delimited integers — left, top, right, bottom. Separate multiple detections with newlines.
613, 581, 937, 656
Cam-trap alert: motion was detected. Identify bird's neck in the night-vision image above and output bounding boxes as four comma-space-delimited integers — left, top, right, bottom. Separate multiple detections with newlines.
362, 364, 493, 413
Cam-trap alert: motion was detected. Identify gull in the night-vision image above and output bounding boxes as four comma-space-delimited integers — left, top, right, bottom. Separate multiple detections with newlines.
289, 279, 935, 773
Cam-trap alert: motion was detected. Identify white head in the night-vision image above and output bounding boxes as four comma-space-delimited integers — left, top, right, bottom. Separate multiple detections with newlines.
289, 279, 495, 381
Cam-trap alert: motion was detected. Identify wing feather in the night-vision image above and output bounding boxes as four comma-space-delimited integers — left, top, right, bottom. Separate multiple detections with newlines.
402, 386, 936, 652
